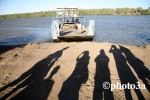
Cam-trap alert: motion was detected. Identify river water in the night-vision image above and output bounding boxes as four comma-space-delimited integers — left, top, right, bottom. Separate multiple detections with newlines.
0, 15, 150, 46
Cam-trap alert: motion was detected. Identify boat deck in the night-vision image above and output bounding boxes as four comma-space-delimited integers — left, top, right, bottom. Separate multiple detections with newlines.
57, 28, 94, 42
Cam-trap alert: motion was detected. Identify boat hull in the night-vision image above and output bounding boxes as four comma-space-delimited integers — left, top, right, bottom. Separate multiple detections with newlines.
53, 35, 94, 42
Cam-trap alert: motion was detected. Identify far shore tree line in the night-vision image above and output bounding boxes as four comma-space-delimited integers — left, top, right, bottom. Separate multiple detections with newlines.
0, 7, 150, 19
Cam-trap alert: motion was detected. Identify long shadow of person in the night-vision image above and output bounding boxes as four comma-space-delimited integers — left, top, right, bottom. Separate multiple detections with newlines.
0, 47, 69, 100
119, 45, 150, 92
58, 51, 90, 100
93, 49, 114, 100
12, 65, 60, 100
109, 45, 145, 100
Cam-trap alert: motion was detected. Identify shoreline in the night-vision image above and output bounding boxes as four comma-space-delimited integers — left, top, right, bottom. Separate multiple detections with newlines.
0, 41, 149, 47
1, 14, 150, 20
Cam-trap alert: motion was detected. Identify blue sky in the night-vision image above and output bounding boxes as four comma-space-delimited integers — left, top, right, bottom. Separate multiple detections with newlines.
0, 0, 150, 15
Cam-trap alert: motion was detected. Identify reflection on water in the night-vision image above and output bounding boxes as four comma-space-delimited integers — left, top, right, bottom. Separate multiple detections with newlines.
0, 16, 150, 46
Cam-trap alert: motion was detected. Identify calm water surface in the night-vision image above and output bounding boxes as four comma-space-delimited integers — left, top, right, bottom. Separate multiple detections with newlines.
0, 15, 150, 46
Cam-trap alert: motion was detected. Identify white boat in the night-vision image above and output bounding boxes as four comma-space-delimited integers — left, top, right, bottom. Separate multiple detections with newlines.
51, 7, 95, 42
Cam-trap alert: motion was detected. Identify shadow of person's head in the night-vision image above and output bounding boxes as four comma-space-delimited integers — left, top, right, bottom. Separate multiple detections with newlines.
100, 49, 104, 53
78, 51, 89, 59
62, 46, 69, 51
84, 51, 89, 55
109, 45, 117, 53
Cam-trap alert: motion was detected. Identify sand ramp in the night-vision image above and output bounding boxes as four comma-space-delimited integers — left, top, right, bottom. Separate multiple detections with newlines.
0, 42, 150, 100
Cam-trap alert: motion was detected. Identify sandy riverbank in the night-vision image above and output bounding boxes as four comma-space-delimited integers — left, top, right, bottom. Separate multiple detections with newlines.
0, 42, 150, 100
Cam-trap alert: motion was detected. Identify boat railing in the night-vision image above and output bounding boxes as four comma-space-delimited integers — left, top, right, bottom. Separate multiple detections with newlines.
53, 17, 85, 27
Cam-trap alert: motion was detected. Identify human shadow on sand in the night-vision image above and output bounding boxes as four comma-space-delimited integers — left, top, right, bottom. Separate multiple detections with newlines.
109, 45, 145, 100
93, 49, 114, 100
58, 51, 90, 100
119, 45, 150, 92
0, 47, 69, 100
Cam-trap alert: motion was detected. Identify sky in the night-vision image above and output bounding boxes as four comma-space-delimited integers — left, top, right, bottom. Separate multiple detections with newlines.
0, 0, 150, 15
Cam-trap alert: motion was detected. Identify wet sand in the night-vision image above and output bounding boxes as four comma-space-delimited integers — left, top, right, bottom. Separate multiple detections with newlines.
0, 42, 150, 100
